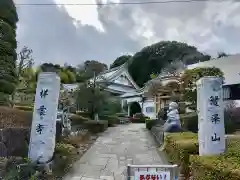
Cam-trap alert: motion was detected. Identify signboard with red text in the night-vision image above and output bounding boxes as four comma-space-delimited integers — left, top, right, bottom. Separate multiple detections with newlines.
134, 171, 170, 180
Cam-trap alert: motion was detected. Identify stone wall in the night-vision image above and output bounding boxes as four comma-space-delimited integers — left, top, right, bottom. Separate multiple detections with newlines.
151, 125, 164, 145
0, 128, 30, 157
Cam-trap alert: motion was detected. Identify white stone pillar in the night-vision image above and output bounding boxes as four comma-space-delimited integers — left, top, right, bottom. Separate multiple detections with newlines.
128, 103, 130, 117
28, 72, 61, 163
197, 76, 226, 156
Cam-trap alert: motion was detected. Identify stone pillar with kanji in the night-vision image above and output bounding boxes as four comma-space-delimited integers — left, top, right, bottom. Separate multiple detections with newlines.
28, 72, 60, 163
197, 76, 226, 156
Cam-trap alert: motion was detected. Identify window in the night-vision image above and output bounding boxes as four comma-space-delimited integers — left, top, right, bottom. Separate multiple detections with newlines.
146, 107, 154, 113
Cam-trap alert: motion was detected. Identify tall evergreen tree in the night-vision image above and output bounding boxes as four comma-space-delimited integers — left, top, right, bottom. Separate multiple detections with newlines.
0, 0, 18, 104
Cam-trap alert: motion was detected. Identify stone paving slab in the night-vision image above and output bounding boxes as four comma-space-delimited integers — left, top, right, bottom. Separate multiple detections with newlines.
64, 124, 165, 180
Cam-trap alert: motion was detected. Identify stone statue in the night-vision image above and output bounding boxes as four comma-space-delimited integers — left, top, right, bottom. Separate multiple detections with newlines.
164, 101, 182, 132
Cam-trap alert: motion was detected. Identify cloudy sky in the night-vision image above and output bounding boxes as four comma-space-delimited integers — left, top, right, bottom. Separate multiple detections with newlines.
15, 0, 240, 67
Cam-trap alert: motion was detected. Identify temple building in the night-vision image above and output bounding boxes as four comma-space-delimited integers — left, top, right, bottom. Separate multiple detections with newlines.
93, 64, 179, 119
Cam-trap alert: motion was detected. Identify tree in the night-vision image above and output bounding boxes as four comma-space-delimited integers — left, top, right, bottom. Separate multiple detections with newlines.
38, 63, 77, 84
181, 67, 224, 110
0, 0, 18, 104
128, 41, 211, 87
76, 60, 108, 82
217, 52, 229, 58
59, 71, 69, 84
110, 55, 132, 69
64, 70, 76, 83
75, 82, 109, 119
161, 60, 186, 75
40, 63, 61, 73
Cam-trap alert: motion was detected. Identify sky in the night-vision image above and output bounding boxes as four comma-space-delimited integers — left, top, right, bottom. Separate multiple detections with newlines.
14, 0, 240, 67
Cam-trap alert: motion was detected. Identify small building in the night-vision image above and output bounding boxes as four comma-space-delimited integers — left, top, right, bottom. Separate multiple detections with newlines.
91, 64, 139, 96
93, 64, 181, 119
187, 54, 240, 85
187, 54, 240, 106
148, 73, 182, 115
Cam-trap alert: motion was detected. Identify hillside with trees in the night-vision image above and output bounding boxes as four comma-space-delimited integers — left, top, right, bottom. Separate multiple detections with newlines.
127, 41, 211, 87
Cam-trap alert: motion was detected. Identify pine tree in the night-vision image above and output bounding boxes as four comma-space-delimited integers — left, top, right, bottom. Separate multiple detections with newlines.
0, 0, 18, 104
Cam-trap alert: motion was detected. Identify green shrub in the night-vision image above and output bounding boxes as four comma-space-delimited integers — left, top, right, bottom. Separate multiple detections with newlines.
53, 143, 78, 176
69, 106, 76, 114
55, 143, 76, 155
164, 132, 199, 164
164, 132, 240, 180
0, 92, 10, 106
75, 111, 91, 118
224, 110, 237, 134
99, 115, 120, 127
69, 114, 90, 125
146, 119, 159, 130
190, 138, 240, 180
181, 111, 238, 134
178, 102, 186, 114
131, 113, 146, 123
116, 112, 128, 117
164, 132, 199, 178
14, 105, 33, 111
83, 120, 108, 133
100, 98, 122, 116
181, 112, 198, 133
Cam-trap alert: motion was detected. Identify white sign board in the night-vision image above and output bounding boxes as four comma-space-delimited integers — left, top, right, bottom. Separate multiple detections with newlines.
134, 171, 171, 180
28, 72, 61, 163
196, 76, 226, 156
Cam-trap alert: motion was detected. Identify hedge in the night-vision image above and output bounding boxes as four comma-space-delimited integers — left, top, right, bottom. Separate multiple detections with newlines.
75, 111, 91, 118
164, 132, 240, 180
180, 112, 198, 133
0, 106, 32, 128
190, 138, 240, 180
14, 105, 33, 111
181, 112, 238, 134
69, 114, 90, 125
99, 115, 120, 127
164, 132, 198, 164
130, 113, 146, 123
116, 112, 128, 117
83, 120, 108, 134
146, 119, 160, 130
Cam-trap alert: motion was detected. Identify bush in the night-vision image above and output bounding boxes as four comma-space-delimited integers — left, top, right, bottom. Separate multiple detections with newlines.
146, 119, 159, 130
55, 143, 76, 155
0, 92, 10, 106
181, 111, 238, 134
190, 138, 240, 180
61, 133, 89, 148
75, 111, 91, 118
83, 120, 108, 133
100, 98, 122, 116
178, 102, 186, 114
99, 115, 120, 127
224, 109, 238, 134
130, 113, 146, 123
69, 106, 77, 114
116, 112, 128, 117
69, 114, 90, 125
181, 112, 198, 133
53, 143, 78, 176
0, 106, 32, 128
164, 132, 199, 178
164, 132, 198, 164
14, 105, 33, 111
164, 132, 240, 180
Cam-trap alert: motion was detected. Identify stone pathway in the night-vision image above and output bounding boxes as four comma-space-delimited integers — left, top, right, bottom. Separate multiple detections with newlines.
64, 123, 165, 180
